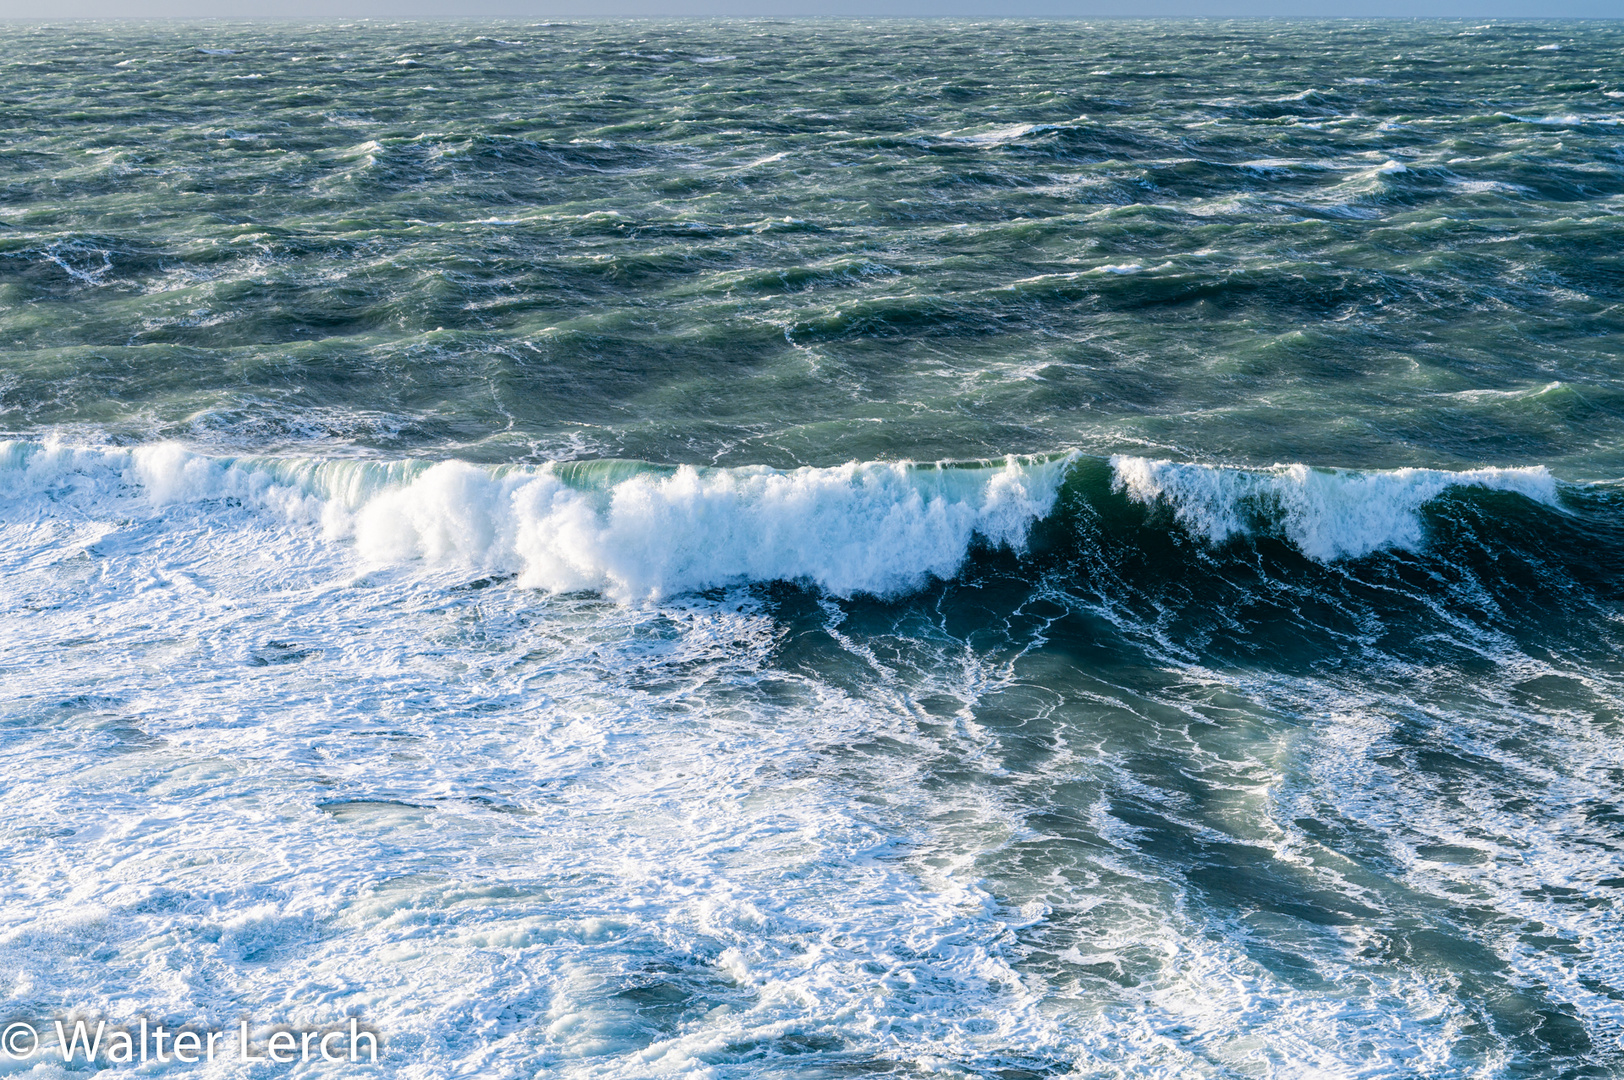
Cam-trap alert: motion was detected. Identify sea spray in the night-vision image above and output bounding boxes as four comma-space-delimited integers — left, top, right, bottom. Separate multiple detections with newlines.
1110, 455, 1560, 561
2, 439, 1583, 592
0, 440, 1075, 600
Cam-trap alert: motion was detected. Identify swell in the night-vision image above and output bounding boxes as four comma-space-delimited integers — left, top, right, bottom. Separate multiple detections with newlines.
0, 439, 1609, 606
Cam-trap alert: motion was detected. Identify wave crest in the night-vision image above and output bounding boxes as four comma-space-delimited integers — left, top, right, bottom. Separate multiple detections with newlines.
0, 441, 1073, 601
1109, 455, 1559, 561
350, 455, 1070, 600
0, 440, 1573, 595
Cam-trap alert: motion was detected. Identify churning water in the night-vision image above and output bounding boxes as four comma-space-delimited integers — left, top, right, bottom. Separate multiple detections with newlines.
3, 19, 1624, 1079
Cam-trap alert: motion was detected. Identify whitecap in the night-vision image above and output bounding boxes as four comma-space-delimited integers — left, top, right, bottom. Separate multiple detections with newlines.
733, 151, 789, 170
1239, 158, 1307, 172
1109, 456, 1558, 561
1450, 178, 1528, 195
947, 123, 1053, 146
0, 442, 1076, 602
1499, 111, 1621, 127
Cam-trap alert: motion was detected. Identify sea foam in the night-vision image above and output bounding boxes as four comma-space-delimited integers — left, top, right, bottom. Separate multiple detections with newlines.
0, 441, 1569, 596
0, 441, 1073, 601
347, 456, 1071, 600
1110, 455, 1558, 561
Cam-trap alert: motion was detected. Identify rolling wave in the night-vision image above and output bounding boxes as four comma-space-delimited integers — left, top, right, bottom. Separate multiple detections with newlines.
1, 439, 1599, 604
0, 441, 1070, 600
1109, 454, 1559, 561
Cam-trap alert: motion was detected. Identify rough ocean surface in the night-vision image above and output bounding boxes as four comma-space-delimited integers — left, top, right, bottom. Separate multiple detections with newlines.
1, 19, 1623, 1080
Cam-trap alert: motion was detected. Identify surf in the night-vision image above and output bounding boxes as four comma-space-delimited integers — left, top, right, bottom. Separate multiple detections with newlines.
3, 438, 1601, 604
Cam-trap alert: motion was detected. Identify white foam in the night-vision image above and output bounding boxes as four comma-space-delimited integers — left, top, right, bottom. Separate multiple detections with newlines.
1499, 111, 1622, 127
0, 503, 1077, 1077
948, 123, 1056, 146
1450, 178, 1529, 195
1110, 456, 1558, 561
3, 438, 1618, 1075
1240, 157, 1307, 172
0, 441, 1073, 601
733, 151, 789, 170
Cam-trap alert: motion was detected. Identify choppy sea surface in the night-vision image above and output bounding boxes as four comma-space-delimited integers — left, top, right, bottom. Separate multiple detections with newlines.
3, 18, 1624, 1079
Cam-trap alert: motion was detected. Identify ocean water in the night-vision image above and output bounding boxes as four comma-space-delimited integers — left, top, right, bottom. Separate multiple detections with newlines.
2, 18, 1623, 1079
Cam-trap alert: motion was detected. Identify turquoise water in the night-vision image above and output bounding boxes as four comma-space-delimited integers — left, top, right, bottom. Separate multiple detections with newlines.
2, 19, 1623, 1079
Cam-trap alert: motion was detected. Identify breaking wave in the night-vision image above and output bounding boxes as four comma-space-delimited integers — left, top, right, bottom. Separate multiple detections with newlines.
0, 441, 1072, 601
0, 440, 1586, 600
1108, 454, 1560, 561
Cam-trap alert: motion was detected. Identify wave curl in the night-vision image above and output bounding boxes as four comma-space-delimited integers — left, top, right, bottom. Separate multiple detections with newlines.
0, 440, 1580, 598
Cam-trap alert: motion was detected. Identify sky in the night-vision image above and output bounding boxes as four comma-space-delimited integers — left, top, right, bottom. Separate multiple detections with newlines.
0, 1, 1618, 18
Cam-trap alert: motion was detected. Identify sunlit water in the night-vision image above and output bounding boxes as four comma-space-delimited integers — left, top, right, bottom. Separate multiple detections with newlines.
2, 20, 1623, 1079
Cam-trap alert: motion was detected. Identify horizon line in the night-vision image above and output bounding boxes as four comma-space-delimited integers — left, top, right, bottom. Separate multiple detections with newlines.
3, 13, 1621, 19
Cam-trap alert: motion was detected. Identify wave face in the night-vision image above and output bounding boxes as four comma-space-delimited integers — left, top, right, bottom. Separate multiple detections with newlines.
1109, 455, 1560, 561
6, 440, 1597, 600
